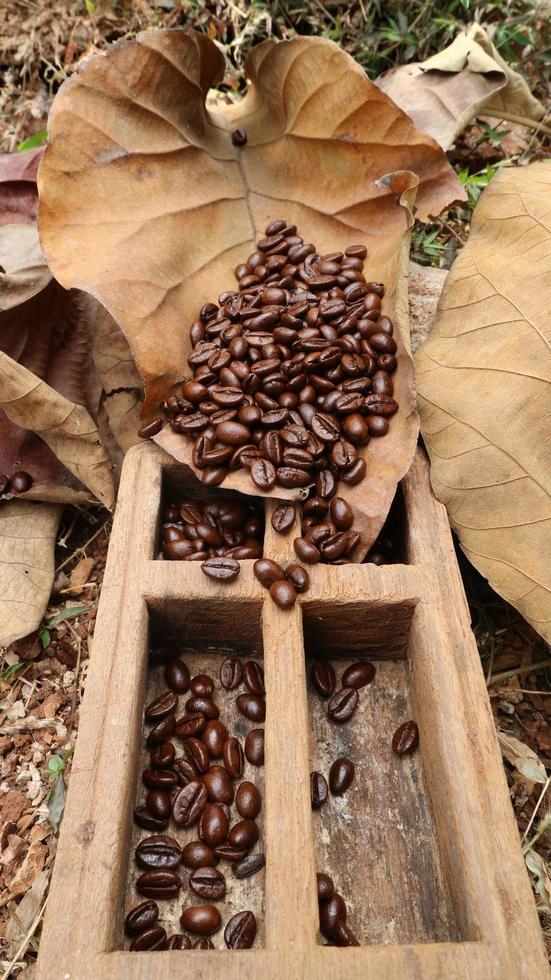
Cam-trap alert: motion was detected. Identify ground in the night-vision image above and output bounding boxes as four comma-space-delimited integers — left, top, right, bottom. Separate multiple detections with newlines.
0, 1, 550, 974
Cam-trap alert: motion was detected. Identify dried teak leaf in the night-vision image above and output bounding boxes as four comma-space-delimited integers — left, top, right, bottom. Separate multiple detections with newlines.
416, 162, 551, 642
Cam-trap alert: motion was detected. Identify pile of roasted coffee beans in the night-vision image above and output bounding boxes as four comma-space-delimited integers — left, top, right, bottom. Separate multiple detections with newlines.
160, 497, 264, 563
310, 657, 419, 945
253, 556, 310, 610
0, 470, 33, 498
126, 651, 265, 951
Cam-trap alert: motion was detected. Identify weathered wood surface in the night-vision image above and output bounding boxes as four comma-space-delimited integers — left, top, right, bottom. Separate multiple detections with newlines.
35, 441, 548, 979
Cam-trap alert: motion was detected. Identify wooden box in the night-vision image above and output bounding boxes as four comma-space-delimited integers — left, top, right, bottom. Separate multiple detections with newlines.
36, 441, 547, 979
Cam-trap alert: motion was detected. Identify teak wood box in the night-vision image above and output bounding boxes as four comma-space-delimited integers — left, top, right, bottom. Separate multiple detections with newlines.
36, 441, 547, 980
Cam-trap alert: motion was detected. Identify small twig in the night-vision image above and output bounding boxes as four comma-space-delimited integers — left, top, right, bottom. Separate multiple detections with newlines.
489, 688, 551, 696
57, 512, 77, 550
435, 216, 466, 245
55, 517, 110, 575
66, 622, 83, 736
483, 110, 551, 138
523, 774, 551, 844
488, 659, 551, 684
0, 894, 48, 980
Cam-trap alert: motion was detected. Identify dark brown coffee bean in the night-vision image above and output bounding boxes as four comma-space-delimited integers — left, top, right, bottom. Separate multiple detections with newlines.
200, 466, 227, 486
138, 417, 163, 439
334, 921, 360, 946
173, 780, 208, 826
145, 690, 178, 722
284, 563, 310, 593
201, 556, 240, 582
180, 905, 221, 936
236, 781, 262, 819
125, 900, 159, 935
364, 393, 398, 417
341, 457, 367, 485
129, 925, 167, 951
202, 764, 234, 804
175, 713, 207, 738
320, 531, 348, 562
225, 910, 257, 949
174, 755, 200, 786
392, 720, 419, 755
146, 714, 175, 748
343, 412, 369, 445
236, 693, 266, 722
277, 466, 311, 488
317, 873, 334, 903
243, 661, 264, 694
330, 497, 354, 531
135, 835, 181, 871
136, 868, 181, 899
319, 893, 347, 939
311, 413, 340, 442
327, 687, 359, 723
150, 741, 176, 769
293, 537, 320, 564
184, 736, 211, 773
367, 416, 389, 437
269, 579, 297, 609
234, 853, 265, 879
166, 934, 192, 949
271, 502, 296, 534
186, 696, 219, 720
254, 557, 285, 588
142, 768, 178, 790
311, 661, 336, 698
316, 469, 337, 500
250, 458, 276, 490
190, 673, 214, 697
190, 865, 226, 901
202, 720, 228, 759
329, 758, 355, 796
342, 661, 376, 689
311, 771, 328, 810
229, 818, 259, 849
200, 803, 230, 847
214, 843, 249, 862
223, 737, 244, 779
181, 840, 217, 869
220, 657, 243, 690
164, 659, 190, 693
215, 421, 250, 446
244, 728, 264, 766
133, 806, 168, 832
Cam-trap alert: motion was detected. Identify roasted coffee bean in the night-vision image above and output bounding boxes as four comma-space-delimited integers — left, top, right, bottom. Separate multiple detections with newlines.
150, 741, 176, 769
146, 714, 175, 747
236, 781, 262, 819
329, 497, 353, 530
293, 537, 321, 564
316, 873, 334, 903
125, 900, 159, 935
184, 736, 211, 773
253, 557, 285, 588
392, 720, 419, 755
244, 729, 264, 766
215, 421, 250, 446
174, 755, 200, 786
234, 853, 265, 879
284, 562, 310, 593
220, 657, 243, 690
202, 720, 228, 759
243, 661, 265, 694
166, 934, 192, 949
327, 687, 359, 723
180, 905, 221, 936
138, 417, 163, 439
271, 501, 296, 534
145, 691, 178, 722
341, 457, 367, 485
142, 768, 178, 790
342, 661, 376, 689
311, 771, 328, 810
134, 807, 168, 832
343, 413, 369, 444
229, 818, 259, 849
329, 758, 355, 796
316, 469, 337, 500
172, 781, 208, 826
136, 868, 181, 899
223, 737, 245, 779
214, 843, 249, 862
225, 910, 257, 949
175, 713, 207, 738
203, 764, 235, 804
320, 531, 348, 562
311, 661, 336, 698
181, 840, 217, 869
192, 936, 215, 949
201, 556, 240, 582
136, 835, 181, 871
185, 696, 219, 720
190, 673, 214, 697
190, 866, 226, 900
367, 416, 389, 437
236, 693, 266, 722
130, 925, 167, 951
200, 803, 230, 847
250, 458, 276, 490
334, 921, 360, 946
319, 893, 347, 939
269, 578, 297, 609
164, 659, 190, 693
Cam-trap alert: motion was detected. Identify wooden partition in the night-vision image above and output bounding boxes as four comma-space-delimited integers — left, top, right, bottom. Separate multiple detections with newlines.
36, 441, 547, 979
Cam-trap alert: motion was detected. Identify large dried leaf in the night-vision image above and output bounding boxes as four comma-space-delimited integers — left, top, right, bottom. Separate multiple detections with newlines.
416, 162, 551, 642
377, 25, 545, 150
0, 500, 62, 647
0, 147, 42, 225
0, 352, 114, 509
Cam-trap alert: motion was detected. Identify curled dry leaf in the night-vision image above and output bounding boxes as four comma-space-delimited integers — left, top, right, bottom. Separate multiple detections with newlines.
0, 500, 62, 647
0, 147, 43, 225
416, 162, 551, 642
377, 24, 546, 150
525, 849, 551, 914
38, 30, 463, 553
497, 732, 547, 785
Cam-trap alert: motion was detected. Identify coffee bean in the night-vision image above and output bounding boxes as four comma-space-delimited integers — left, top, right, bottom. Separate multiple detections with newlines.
236, 693, 265, 722
229, 818, 259, 849
329, 497, 353, 530
271, 501, 296, 534
311, 661, 336, 698
220, 656, 243, 690
250, 458, 276, 490
136, 868, 181, 899
164, 659, 190, 693
202, 720, 228, 758
342, 661, 376, 689
225, 910, 257, 949
181, 840, 217, 869
327, 687, 359, 723
175, 713, 207, 738
146, 714, 175, 747
180, 905, 221, 936
234, 853, 265, 879
223, 737, 244, 779
334, 921, 360, 946
135, 835, 181, 871
319, 893, 347, 939
133, 806, 168, 832
367, 416, 389, 436
138, 417, 163, 439
392, 720, 419, 755
150, 741, 176, 769
125, 900, 159, 935
201, 556, 240, 581
269, 579, 297, 609
214, 843, 249, 862
329, 758, 355, 795
236, 781, 262, 819
200, 803, 230, 847
202, 764, 234, 804
166, 934, 192, 949
184, 736, 211, 773
215, 420, 250, 446
244, 729, 264, 766
341, 457, 366, 485
293, 537, 320, 564
142, 768, 178, 790
172, 780, 208, 826
243, 661, 264, 694
316, 873, 334, 903
129, 925, 167, 951
145, 690, 178, 722
190, 865, 226, 900
253, 557, 285, 588
174, 756, 200, 786
311, 771, 328, 810
185, 696, 219, 720
190, 673, 214, 697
